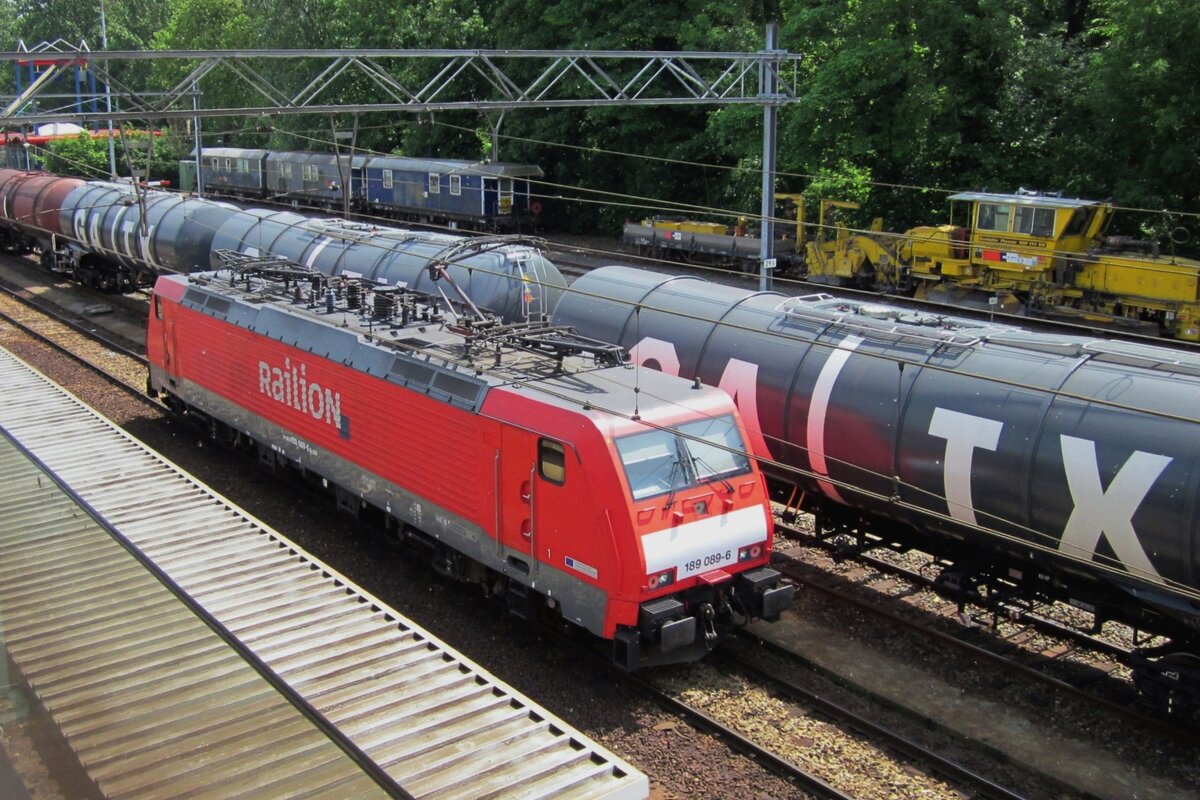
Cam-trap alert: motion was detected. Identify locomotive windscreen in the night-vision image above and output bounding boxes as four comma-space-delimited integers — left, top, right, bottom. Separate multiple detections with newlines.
615, 414, 748, 501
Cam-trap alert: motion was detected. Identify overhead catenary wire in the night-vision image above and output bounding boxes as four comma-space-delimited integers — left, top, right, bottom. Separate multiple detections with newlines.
30, 134, 1189, 287
4, 172, 1197, 431
42, 117, 1187, 277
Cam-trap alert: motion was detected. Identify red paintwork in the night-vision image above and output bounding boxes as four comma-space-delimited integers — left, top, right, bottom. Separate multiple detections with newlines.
147, 275, 774, 639
0, 169, 84, 236
1, 130, 153, 146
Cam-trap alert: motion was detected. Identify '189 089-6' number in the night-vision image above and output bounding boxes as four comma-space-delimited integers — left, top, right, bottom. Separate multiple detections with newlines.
685, 549, 732, 573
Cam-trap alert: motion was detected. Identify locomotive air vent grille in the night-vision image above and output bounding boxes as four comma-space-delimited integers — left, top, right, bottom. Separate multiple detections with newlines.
204, 295, 232, 316
389, 357, 436, 388
181, 287, 208, 310
431, 370, 484, 407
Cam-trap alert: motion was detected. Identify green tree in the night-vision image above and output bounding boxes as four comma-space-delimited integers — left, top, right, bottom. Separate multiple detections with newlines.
41, 130, 114, 176
149, 0, 255, 133
1075, 0, 1200, 211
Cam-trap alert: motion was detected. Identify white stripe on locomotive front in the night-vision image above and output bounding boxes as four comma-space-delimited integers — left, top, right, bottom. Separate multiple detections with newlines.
641, 505, 767, 580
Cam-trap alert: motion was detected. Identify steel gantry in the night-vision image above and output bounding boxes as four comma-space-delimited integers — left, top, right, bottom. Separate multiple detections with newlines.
0, 45, 801, 124
0, 31, 801, 289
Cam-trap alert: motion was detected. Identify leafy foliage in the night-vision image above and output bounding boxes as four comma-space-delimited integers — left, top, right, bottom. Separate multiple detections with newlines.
4, 0, 1200, 240
38, 129, 185, 182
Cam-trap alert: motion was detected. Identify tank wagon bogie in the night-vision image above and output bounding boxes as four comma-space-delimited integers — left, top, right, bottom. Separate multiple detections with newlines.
554, 266, 1200, 715
146, 264, 792, 668
185, 148, 543, 232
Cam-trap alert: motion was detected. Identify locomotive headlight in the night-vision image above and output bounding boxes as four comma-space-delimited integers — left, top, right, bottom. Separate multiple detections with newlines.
646, 568, 676, 590
738, 543, 765, 561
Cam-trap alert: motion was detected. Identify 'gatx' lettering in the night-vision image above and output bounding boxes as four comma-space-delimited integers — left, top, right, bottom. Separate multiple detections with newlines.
929, 409, 1168, 583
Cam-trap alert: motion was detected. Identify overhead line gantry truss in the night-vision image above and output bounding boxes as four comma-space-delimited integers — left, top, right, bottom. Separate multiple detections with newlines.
0, 47, 802, 125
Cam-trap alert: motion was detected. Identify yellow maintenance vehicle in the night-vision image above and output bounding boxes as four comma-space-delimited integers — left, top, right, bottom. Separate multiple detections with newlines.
804, 191, 1200, 341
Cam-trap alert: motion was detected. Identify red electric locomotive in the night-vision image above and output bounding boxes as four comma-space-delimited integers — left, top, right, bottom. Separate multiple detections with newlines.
145, 258, 793, 667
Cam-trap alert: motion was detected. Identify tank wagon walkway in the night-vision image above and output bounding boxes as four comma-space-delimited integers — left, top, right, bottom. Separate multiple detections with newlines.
0, 346, 648, 800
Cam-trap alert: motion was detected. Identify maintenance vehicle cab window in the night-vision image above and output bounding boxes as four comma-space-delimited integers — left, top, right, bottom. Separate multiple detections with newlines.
615, 415, 750, 501
1014, 206, 1055, 237
977, 203, 1011, 232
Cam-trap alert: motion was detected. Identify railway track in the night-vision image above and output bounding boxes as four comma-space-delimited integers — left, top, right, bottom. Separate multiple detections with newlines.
0, 253, 795, 798
3, 248, 1198, 798
539, 608, 1060, 800
647, 660, 1037, 800
711, 651, 1037, 800
769, 520, 1200, 737
0, 275, 1026, 798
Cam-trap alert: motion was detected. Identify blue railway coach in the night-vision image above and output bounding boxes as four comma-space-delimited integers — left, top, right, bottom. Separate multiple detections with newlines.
195, 147, 269, 198
266, 150, 367, 210
362, 156, 543, 230
181, 148, 543, 231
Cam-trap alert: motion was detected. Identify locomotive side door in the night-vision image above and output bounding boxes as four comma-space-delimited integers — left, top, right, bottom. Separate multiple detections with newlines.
497, 428, 568, 575
497, 426, 538, 571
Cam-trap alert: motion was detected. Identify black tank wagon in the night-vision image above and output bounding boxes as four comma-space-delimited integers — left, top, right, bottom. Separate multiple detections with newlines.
554, 266, 1200, 717
0, 168, 564, 323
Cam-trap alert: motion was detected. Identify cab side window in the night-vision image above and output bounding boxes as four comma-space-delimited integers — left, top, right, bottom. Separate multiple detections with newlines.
978, 203, 1010, 232
1014, 206, 1055, 237
538, 438, 565, 484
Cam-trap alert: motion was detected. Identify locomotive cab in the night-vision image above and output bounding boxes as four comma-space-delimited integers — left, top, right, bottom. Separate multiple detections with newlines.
606, 404, 792, 669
